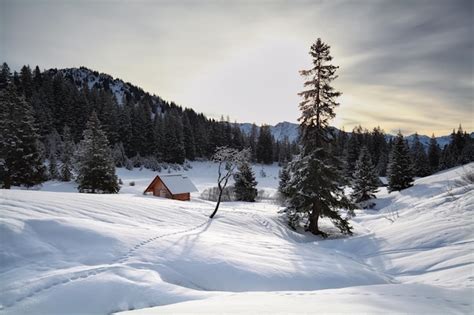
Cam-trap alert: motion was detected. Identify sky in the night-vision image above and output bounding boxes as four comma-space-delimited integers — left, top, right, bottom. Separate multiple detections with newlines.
1, 0, 473, 136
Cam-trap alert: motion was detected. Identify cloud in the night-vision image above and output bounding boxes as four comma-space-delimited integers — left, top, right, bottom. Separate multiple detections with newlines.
2, 0, 472, 135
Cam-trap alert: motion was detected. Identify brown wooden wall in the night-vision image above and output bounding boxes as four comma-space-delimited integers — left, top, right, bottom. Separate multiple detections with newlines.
151, 178, 172, 198
172, 193, 191, 201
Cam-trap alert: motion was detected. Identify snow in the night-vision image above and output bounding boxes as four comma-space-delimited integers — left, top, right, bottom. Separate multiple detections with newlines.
1, 162, 473, 314
149, 174, 198, 195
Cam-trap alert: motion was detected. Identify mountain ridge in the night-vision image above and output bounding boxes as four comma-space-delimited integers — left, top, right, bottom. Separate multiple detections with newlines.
51, 67, 470, 147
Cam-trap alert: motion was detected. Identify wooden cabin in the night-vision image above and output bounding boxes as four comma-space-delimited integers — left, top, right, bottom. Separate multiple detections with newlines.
143, 174, 198, 201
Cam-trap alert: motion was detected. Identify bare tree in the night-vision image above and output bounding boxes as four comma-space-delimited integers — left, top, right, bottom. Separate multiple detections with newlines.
209, 147, 250, 219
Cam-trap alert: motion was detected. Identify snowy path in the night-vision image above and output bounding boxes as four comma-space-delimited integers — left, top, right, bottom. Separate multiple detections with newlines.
0, 218, 212, 311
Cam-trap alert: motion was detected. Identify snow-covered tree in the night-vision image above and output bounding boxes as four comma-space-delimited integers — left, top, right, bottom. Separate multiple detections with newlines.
210, 147, 250, 218
388, 132, 414, 192
46, 130, 61, 180
282, 38, 354, 236
76, 111, 119, 193
112, 142, 127, 167
351, 147, 379, 207
233, 160, 258, 202
0, 62, 11, 89
410, 133, 430, 177
60, 126, 74, 182
427, 134, 440, 173
278, 163, 292, 200
256, 125, 273, 164
48, 153, 59, 180
0, 84, 47, 188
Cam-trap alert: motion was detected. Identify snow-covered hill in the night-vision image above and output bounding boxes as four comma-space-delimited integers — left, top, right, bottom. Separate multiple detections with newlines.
48, 67, 166, 108
0, 163, 473, 314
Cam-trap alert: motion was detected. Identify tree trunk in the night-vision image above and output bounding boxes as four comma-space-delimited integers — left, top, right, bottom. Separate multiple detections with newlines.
209, 187, 224, 219
308, 201, 325, 236
3, 175, 11, 189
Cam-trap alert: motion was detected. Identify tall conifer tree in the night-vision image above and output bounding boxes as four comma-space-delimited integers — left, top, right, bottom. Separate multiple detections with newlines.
283, 38, 354, 236
233, 161, 258, 202
76, 112, 119, 193
0, 85, 47, 188
427, 134, 440, 173
388, 132, 414, 192
351, 147, 379, 207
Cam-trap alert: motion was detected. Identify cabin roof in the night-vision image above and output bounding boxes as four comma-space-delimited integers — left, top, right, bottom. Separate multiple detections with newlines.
145, 174, 198, 195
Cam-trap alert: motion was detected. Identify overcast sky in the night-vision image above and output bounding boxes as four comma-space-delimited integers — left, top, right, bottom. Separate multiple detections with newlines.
2, 0, 473, 135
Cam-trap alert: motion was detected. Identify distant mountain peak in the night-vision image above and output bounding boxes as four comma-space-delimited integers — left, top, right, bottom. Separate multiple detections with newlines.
239, 121, 471, 147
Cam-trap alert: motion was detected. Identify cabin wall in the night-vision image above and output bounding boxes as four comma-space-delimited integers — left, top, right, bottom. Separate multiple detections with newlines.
152, 179, 171, 198
172, 193, 190, 201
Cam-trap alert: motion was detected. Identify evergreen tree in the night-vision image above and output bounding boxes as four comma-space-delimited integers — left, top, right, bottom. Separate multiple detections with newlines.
376, 151, 389, 177
344, 126, 363, 178
48, 152, 59, 180
118, 101, 133, 156
427, 134, 440, 173
0, 85, 47, 188
60, 126, 74, 182
162, 112, 185, 163
278, 163, 293, 201
387, 132, 414, 192
256, 125, 273, 164
410, 133, 430, 177
76, 112, 119, 193
0, 62, 11, 89
19, 65, 34, 100
351, 147, 379, 207
182, 114, 196, 160
283, 38, 354, 236
233, 161, 258, 202
370, 126, 388, 175
45, 129, 62, 180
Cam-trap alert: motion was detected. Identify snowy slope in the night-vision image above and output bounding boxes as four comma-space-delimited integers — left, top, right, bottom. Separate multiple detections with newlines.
49, 67, 165, 107
1, 163, 473, 314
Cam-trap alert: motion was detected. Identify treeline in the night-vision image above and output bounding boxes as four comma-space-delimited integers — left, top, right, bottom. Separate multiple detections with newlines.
0, 62, 298, 189
331, 125, 473, 180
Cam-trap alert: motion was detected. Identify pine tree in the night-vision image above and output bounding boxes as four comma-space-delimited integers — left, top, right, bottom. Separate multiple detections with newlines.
427, 134, 440, 173
256, 125, 273, 164
182, 113, 196, 160
410, 133, 430, 177
0, 62, 12, 90
0, 85, 47, 188
387, 132, 414, 192
248, 123, 259, 161
162, 112, 185, 164
46, 129, 61, 180
233, 161, 258, 202
283, 38, 354, 236
76, 112, 119, 193
60, 126, 75, 181
278, 164, 291, 197
351, 147, 379, 207
48, 153, 59, 180
344, 126, 363, 178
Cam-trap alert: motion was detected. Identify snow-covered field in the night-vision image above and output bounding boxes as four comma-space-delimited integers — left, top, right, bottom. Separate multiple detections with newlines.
1, 162, 473, 314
